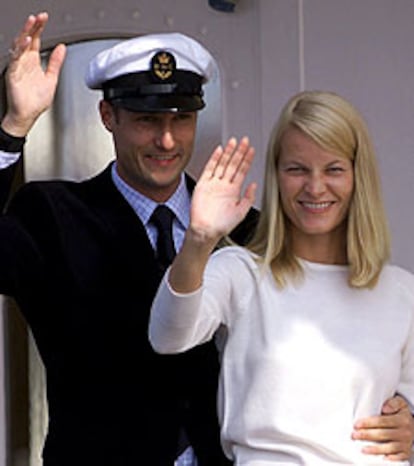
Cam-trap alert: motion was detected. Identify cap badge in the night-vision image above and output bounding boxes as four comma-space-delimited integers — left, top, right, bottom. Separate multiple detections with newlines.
150, 51, 176, 81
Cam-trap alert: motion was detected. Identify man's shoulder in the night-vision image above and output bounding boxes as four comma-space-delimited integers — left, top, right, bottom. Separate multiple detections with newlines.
7, 165, 114, 214
19, 164, 112, 195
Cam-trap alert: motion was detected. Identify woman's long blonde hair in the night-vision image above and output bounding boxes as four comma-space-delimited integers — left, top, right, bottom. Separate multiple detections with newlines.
247, 90, 390, 288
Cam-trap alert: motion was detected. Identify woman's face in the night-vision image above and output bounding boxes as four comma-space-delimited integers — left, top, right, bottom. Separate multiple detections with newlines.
277, 127, 354, 255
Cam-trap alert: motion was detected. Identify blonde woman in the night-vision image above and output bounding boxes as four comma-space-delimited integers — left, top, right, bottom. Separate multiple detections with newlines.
149, 91, 414, 465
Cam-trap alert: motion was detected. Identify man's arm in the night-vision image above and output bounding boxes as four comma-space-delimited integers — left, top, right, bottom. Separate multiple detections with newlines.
0, 130, 24, 210
353, 395, 414, 461
0, 12, 65, 209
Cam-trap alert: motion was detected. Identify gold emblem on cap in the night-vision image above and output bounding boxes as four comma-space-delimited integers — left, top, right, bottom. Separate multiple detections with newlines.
151, 51, 176, 81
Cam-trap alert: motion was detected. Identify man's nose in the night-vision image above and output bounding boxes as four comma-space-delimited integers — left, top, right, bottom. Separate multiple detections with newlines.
156, 126, 175, 150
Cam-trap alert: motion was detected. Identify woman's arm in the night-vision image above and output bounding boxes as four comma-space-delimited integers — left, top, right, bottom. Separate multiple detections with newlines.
149, 137, 256, 352
169, 136, 256, 293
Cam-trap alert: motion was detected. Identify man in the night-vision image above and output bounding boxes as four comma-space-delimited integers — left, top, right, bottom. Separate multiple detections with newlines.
0, 12, 412, 466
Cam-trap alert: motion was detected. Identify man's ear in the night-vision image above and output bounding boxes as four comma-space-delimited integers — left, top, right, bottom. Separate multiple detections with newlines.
99, 100, 114, 132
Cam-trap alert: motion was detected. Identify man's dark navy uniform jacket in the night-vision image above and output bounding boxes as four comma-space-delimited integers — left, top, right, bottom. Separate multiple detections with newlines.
0, 161, 258, 466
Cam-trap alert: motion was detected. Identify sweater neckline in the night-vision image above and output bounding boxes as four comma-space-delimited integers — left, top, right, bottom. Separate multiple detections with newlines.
298, 257, 348, 273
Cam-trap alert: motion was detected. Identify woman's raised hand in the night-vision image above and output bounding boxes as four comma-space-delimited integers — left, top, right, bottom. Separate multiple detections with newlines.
190, 136, 257, 245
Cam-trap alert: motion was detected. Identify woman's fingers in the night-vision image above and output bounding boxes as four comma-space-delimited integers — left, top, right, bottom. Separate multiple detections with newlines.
205, 136, 253, 180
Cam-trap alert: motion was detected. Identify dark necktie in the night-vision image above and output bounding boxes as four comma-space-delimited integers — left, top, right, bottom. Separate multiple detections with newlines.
151, 205, 191, 457
151, 205, 177, 277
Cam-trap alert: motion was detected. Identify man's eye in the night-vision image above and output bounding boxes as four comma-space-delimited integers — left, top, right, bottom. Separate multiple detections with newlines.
175, 113, 192, 121
138, 116, 156, 123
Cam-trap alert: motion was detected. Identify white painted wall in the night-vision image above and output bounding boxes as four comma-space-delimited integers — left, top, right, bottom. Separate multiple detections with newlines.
1, 1, 414, 464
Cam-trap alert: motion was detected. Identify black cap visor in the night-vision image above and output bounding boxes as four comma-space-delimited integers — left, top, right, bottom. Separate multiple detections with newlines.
110, 94, 205, 112
103, 70, 205, 112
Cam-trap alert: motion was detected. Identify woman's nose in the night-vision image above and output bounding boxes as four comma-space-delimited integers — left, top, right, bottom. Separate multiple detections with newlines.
304, 172, 326, 196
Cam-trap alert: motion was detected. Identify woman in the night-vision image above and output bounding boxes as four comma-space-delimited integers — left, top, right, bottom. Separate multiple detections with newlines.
149, 91, 414, 465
